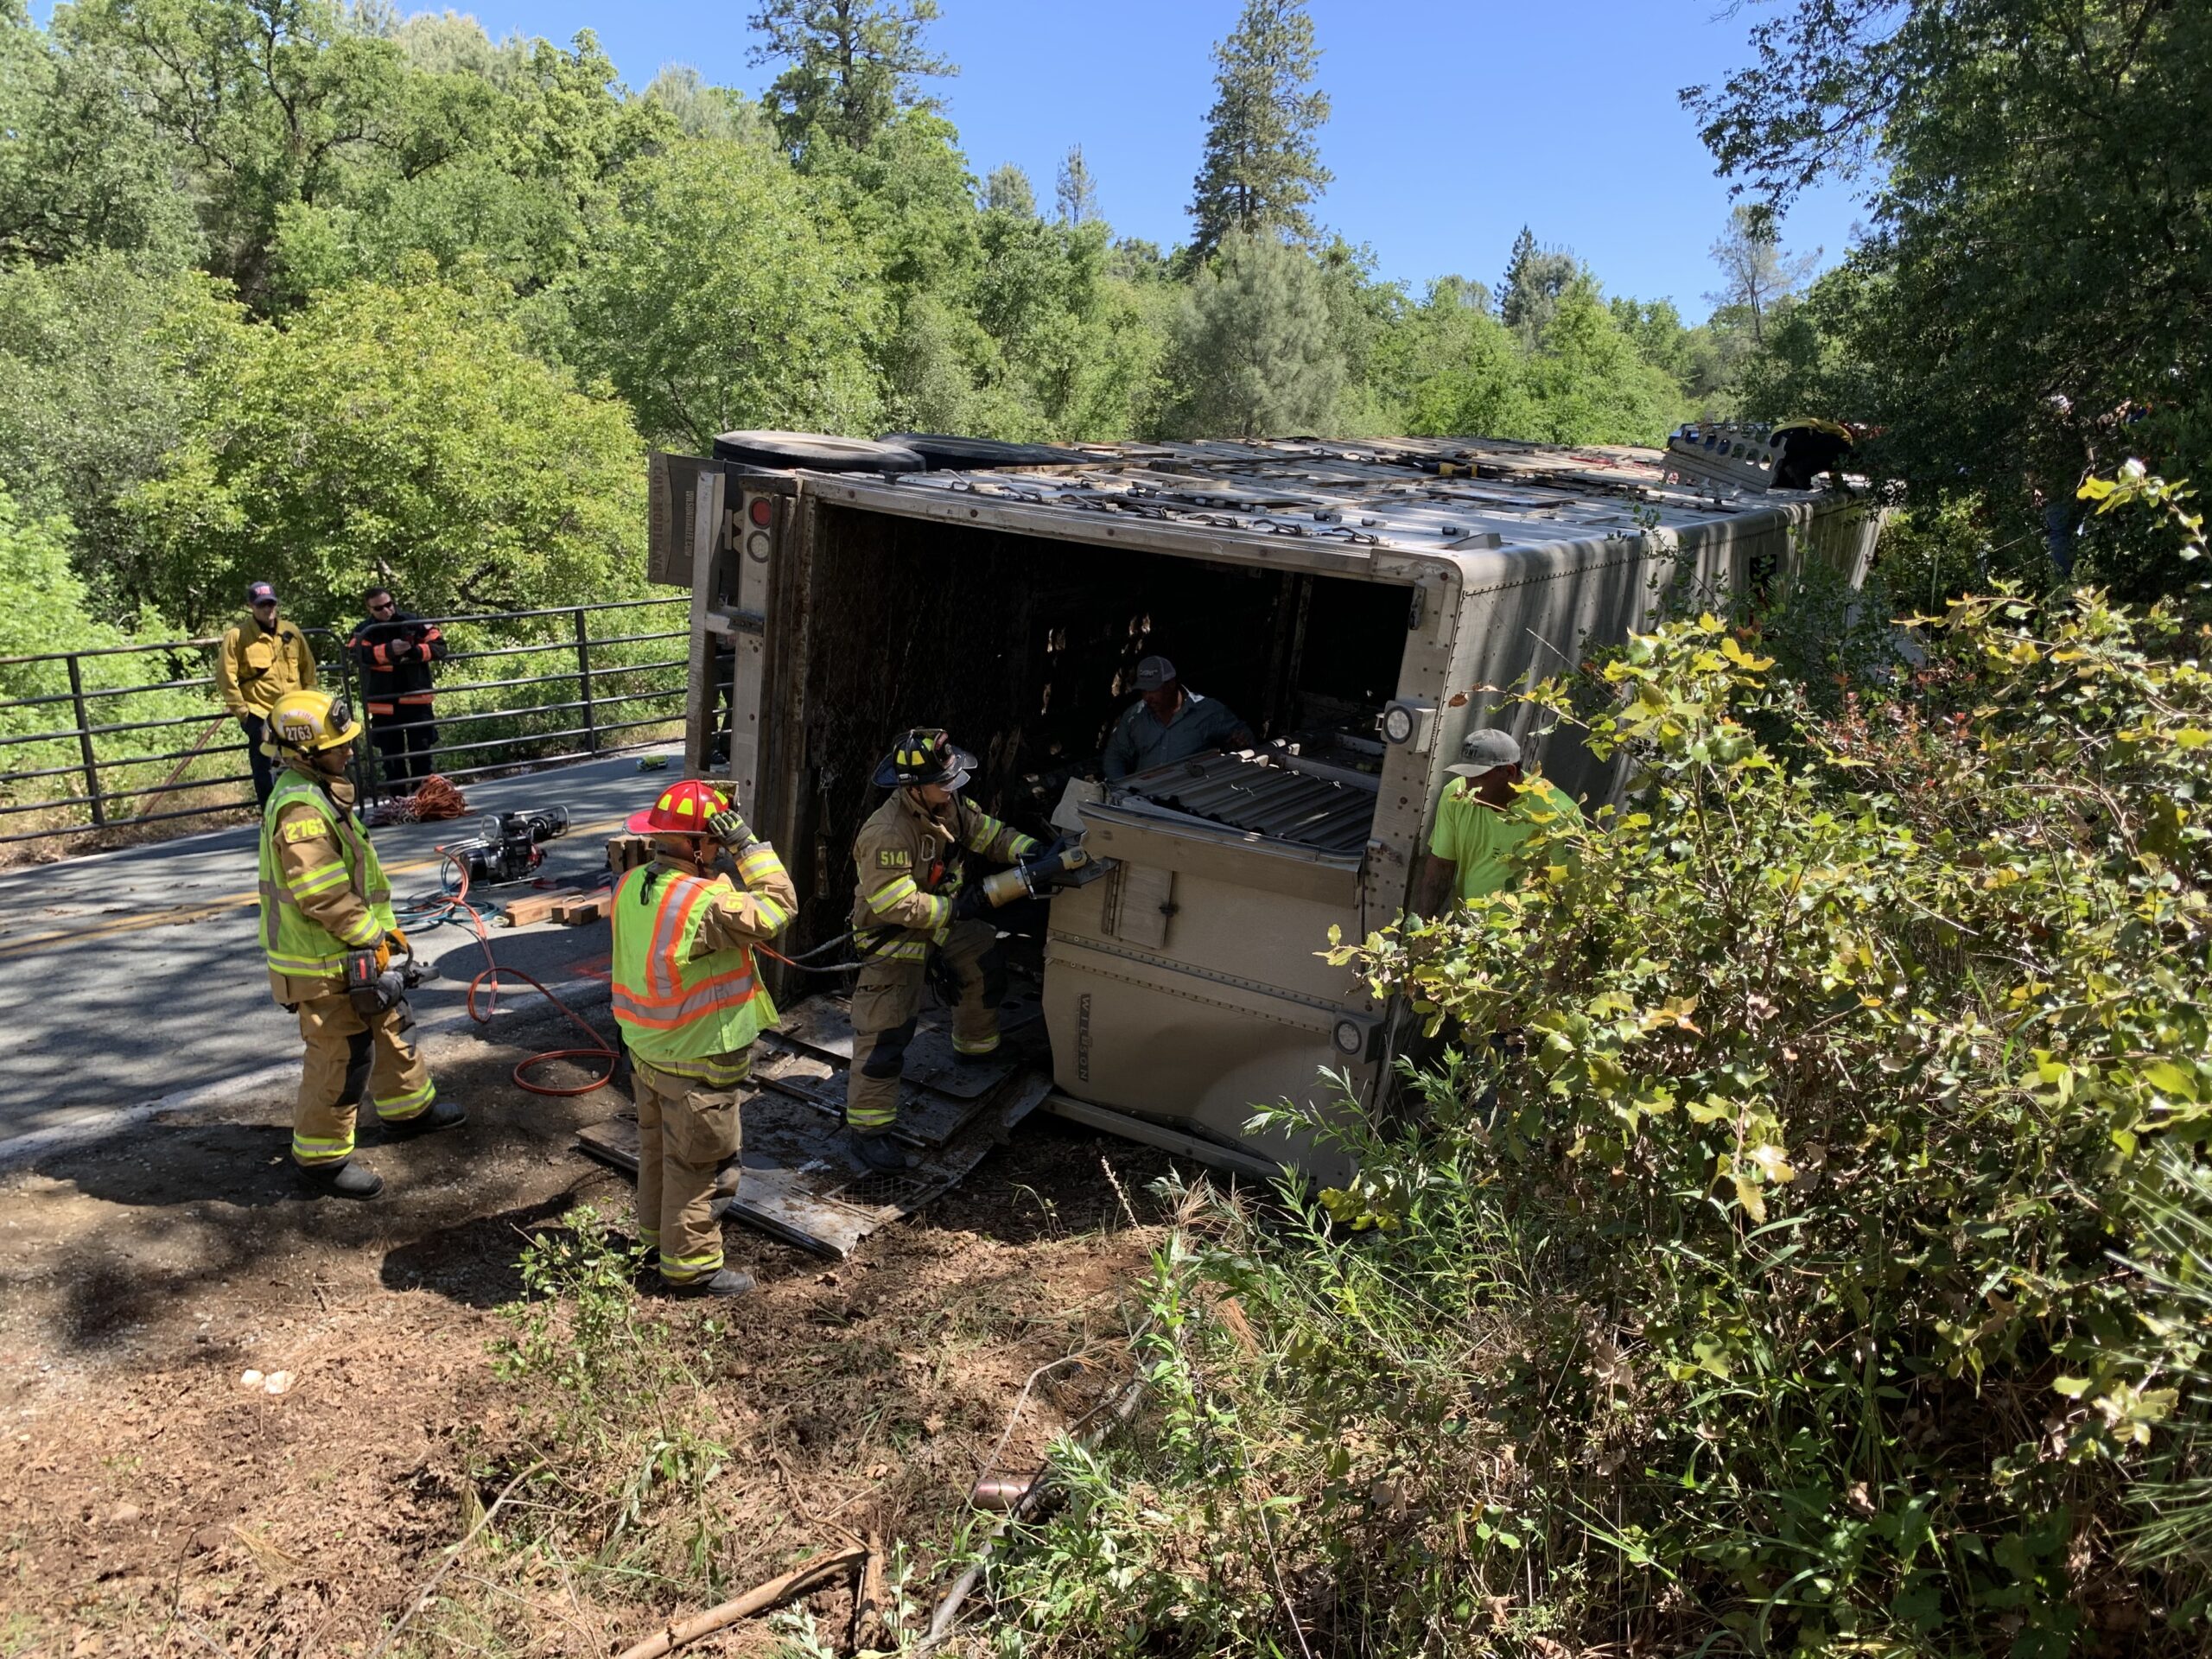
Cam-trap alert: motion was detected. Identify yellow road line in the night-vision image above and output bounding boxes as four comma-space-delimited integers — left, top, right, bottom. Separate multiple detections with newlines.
0, 812, 632, 963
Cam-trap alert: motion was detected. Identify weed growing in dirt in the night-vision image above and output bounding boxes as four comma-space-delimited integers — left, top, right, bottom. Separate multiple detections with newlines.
391, 1203, 750, 1650
769, 1540, 929, 1656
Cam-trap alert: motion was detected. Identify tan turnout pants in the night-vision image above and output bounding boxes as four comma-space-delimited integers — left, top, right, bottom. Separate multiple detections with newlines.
289, 991, 435, 1167
844, 920, 1004, 1135
632, 1054, 748, 1285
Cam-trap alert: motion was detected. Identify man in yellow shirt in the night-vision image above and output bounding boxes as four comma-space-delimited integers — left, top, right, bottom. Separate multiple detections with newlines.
216, 581, 318, 806
1412, 728, 1582, 917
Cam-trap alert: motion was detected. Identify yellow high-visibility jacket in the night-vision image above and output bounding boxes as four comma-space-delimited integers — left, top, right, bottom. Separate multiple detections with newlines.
216, 613, 317, 718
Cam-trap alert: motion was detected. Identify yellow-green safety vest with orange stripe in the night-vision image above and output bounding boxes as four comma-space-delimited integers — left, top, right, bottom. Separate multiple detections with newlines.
610, 865, 779, 1063
257, 773, 396, 978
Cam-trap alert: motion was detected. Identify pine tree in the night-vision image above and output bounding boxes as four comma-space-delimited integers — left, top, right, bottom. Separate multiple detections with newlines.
1187, 0, 1331, 257
1496, 226, 1579, 341
984, 163, 1037, 217
747, 0, 953, 156
1055, 143, 1099, 226
1168, 229, 1343, 438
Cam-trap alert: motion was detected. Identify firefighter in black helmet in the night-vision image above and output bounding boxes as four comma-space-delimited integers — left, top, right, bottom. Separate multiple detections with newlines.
844, 728, 1038, 1171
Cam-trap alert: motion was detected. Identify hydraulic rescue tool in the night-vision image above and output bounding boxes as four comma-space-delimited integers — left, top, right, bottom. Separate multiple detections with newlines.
344, 936, 423, 1020
973, 836, 1097, 910
847, 837, 1101, 960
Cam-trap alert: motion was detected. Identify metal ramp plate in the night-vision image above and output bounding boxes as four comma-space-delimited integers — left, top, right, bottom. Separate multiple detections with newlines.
1123, 751, 1378, 855
575, 989, 1052, 1256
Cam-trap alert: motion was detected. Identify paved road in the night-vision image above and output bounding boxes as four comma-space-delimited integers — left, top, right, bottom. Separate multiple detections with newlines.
0, 749, 683, 1152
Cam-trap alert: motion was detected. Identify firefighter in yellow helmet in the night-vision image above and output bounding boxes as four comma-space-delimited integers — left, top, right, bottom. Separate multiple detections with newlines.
846, 729, 1038, 1171
611, 779, 796, 1297
257, 689, 462, 1199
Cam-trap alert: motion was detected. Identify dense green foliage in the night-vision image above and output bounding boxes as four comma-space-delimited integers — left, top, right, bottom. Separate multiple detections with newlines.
1687, 0, 2212, 601
0, 0, 1748, 669
133, 262, 647, 629
0, 482, 213, 814
986, 494, 2212, 1653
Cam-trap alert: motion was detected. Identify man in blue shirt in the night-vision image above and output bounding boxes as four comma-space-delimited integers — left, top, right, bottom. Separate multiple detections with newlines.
1102, 656, 1256, 781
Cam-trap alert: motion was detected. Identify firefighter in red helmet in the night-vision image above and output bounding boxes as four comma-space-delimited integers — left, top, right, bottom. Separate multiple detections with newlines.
609, 779, 796, 1297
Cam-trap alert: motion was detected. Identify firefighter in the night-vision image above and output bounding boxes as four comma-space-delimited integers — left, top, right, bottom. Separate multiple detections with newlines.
216, 581, 318, 807
346, 586, 448, 788
846, 728, 1039, 1171
257, 689, 464, 1199
611, 779, 796, 1297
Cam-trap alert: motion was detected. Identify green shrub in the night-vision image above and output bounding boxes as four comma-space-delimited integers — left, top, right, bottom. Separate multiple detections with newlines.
986, 504, 2212, 1652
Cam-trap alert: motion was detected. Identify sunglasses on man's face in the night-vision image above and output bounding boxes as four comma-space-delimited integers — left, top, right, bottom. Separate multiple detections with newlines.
369, 601, 395, 614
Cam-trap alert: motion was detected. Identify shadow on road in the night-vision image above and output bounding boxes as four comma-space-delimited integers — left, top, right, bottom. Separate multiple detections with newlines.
11, 1017, 630, 1353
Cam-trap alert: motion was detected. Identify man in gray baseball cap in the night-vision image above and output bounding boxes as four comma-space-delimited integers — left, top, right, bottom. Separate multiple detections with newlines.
1101, 654, 1255, 781
1412, 725, 1582, 916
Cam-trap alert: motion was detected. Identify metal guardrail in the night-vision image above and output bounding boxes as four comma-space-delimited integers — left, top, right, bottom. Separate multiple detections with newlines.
0, 597, 690, 849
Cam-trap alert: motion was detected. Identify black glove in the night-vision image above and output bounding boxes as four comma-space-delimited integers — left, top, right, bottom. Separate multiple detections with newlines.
390, 639, 415, 663
706, 807, 753, 847
950, 885, 988, 923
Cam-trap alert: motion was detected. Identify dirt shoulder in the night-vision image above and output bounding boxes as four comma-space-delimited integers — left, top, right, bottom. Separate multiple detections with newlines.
0, 1009, 1174, 1656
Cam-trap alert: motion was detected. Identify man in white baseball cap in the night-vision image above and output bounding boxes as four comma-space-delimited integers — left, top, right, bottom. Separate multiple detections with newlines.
1411, 726, 1582, 917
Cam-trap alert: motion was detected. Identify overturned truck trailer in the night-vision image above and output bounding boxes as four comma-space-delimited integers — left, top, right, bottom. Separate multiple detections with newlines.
611, 431, 1878, 1247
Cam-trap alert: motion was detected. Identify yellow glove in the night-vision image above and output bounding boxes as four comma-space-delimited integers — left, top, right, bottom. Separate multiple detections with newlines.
387, 926, 410, 956
373, 938, 392, 974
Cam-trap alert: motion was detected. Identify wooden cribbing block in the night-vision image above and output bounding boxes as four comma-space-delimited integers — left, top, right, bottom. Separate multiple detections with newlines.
606, 834, 653, 876
554, 893, 613, 925
499, 887, 588, 927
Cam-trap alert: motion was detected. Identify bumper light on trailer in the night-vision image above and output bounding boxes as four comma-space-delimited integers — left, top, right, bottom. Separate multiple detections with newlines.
1379, 698, 1437, 753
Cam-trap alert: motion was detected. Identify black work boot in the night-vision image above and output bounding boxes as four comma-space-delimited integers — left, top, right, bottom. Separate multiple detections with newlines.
849, 1129, 914, 1173
661, 1268, 755, 1299
382, 1099, 467, 1137
300, 1159, 384, 1199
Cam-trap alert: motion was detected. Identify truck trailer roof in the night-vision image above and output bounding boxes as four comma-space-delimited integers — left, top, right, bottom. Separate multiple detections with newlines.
710, 431, 1859, 576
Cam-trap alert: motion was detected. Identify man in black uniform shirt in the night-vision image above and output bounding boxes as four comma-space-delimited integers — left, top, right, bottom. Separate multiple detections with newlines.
346, 587, 449, 788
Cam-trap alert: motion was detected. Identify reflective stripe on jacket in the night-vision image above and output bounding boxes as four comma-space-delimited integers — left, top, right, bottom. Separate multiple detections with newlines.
257, 773, 396, 978
848, 791, 1039, 960
611, 864, 780, 1063
347, 611, 448, 713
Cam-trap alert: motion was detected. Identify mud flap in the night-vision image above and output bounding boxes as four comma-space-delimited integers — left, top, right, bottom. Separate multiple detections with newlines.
575, 984, 1052, 1256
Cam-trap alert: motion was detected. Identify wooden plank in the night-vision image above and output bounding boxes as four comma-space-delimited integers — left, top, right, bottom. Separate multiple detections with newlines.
499, 887, 588, 927
767, 988, 1045, 1095
574, 1068, 1046, 1258
575, 1109, 881, 1257
772, 996, 856, 1060
554, 893, 613, 925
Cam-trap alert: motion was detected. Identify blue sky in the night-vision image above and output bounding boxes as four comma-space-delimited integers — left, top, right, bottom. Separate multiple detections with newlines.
442, 0, 1866, 319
